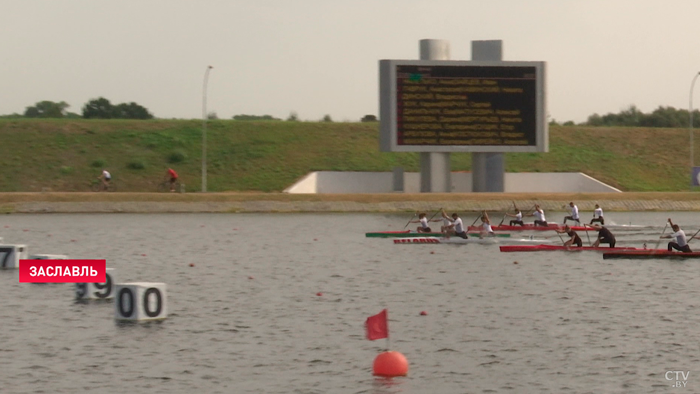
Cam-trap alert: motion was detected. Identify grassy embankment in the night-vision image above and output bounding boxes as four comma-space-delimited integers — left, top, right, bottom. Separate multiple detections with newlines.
0, 118, 694, 192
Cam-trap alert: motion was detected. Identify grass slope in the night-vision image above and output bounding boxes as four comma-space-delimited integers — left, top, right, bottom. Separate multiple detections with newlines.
0, 119, 693, 192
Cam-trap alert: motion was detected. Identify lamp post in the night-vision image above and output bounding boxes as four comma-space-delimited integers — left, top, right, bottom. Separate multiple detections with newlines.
690, 72, 700, 188
202, 65, 213, 192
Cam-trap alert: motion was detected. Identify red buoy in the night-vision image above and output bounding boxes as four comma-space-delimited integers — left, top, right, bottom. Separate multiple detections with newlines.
373, 351, 408, 377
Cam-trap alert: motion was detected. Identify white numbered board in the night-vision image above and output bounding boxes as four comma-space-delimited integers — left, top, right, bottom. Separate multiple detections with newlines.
115, 283, 167, 321
0, 245, 28, 269
76, 268, 116, 300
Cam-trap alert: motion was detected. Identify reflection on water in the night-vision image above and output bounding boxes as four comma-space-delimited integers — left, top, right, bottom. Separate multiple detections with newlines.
0, 212, 699, 393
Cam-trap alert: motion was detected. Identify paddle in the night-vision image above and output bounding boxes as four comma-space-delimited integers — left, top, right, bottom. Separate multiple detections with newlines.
428, 208, 442, 221
584, 224, 591, 246
654, 222, 669, 250
403, 212, 417, 229
687, 228, 700, 242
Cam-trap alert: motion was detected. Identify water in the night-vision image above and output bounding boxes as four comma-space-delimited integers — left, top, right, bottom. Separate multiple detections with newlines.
0, 212, 699, 393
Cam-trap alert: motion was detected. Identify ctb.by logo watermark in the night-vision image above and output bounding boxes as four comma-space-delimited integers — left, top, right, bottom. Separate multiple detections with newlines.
666, 371, 690, 388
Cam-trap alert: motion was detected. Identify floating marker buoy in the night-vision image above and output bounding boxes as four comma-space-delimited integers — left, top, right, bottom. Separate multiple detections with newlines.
420, 311, 427, 316
316, 292, 323, 296
141, 254, 146, 256
430, 251, 435, 254
314, 238, 318, 241
189, 263, 194, 267
248, 276, 254, 280
373, 351, 408, 377
513, 261, 518, 264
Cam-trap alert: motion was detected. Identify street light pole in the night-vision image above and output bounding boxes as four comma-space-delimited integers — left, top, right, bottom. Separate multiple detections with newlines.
690, 71, 700, 188
202, 65, 213, 192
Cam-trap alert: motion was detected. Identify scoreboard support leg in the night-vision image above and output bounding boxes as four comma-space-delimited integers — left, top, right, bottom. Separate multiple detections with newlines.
420, 152, 451, 193
418, 39, 452, 193
472, 40, 505, 193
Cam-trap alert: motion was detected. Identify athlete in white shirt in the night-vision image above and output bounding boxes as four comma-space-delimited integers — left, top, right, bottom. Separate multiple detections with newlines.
479, 211, 495, 238
505, 209, 524, 226
590, 204, 604, 225
410, 213, 440, 233
442, 210, 468, 239
529, 205, 548, 227
662, 218, 692, 252
563, 202, 580, 224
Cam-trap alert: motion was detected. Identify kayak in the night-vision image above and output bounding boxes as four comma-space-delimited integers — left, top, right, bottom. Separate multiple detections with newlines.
499, 244, 641, 253
393, 237, 553, 245
468, 224, 593, 232
366, 230, 510, 238
603, 250, 700, 259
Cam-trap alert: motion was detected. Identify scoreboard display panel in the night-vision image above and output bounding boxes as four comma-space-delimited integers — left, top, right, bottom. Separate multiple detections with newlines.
379, 60, 547, 153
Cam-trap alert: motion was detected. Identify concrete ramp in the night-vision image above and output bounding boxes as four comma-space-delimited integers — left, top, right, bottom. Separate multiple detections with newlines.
284, 171, 621, 194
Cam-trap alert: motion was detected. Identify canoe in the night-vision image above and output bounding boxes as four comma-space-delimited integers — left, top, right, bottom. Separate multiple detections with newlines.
469, 224, 593, 232
366, 230, 510, 238
499, 244, 641, 253
603, 250, 700, 259
393, 237, 552, 245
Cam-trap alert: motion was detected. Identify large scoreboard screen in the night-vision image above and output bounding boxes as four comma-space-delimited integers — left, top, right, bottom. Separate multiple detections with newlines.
379, 60, 547, 153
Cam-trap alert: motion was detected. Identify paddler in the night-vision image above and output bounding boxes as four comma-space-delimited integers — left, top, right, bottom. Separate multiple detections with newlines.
442, 210, 468, 239
528, 204, 548, 227
410, 212, 441, 233
479, 211, 495, 238
589, 224, 616, 248
555, 224, 583, 248
590, 204, 605, 225
661, 218, 692, 253
562, 201, 581, 225
504, 208, 524, 226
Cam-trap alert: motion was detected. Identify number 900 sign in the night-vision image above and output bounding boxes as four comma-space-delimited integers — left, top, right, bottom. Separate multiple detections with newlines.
76, 269, 115, 300
114, 283, 168, 321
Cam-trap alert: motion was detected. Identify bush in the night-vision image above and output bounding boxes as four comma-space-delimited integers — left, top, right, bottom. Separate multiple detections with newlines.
127, 160, 146, 170
168, 150, 187, 163
91, 159, 106, 168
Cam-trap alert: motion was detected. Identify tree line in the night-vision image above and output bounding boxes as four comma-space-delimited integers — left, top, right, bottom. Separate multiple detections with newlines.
1, 97, 153, 119
9, 100, 699, 127
552, 105, 700, 128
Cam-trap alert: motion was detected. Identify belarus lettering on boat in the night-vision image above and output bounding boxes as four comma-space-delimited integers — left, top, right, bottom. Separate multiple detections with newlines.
393, 238, 439, 244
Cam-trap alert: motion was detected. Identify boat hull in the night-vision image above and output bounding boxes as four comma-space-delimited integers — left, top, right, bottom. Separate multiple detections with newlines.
366, 230, 510, 238
393, 237, 551, 245
603, 250, 700, 259
500, 244, 641, 252
469, 224, 593, 232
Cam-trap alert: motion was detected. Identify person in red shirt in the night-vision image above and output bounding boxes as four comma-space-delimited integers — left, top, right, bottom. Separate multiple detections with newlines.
166, 168, 179, 192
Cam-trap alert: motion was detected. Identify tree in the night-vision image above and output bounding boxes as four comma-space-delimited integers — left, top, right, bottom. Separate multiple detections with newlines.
232, 114, 281, 121
361, 114, 378, 122
322, 114, 333, 122
82, 97, 115, 119
207, 111, 218, 120
82, 97, 153, 119
287, 111, 299, 121
24, 101, 70, 118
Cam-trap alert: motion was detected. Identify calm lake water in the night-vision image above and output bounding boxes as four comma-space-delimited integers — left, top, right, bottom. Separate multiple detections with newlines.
0, 212, 699, 394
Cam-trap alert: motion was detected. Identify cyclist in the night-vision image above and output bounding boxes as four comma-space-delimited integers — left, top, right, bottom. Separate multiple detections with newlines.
98, 169, 111, 191
166, 168, 179, 192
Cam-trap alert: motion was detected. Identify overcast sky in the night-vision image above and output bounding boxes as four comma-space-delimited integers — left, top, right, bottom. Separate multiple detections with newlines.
2, 0, 700, 123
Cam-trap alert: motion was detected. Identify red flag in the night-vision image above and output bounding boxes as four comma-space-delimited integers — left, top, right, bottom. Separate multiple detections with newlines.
365, 309, 388, 340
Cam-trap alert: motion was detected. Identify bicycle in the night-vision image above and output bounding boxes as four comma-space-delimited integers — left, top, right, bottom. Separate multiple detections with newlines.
91, 180, 117, 192
157, 180, 181, 193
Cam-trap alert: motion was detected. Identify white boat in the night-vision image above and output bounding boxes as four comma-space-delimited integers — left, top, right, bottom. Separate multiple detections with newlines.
392, 236, 555, 245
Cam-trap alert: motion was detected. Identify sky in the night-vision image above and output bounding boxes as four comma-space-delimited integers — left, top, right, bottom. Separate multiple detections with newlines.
2, 0, 700, 123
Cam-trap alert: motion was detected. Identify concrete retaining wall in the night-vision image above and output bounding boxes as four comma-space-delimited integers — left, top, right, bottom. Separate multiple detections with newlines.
285, 171, 621, 194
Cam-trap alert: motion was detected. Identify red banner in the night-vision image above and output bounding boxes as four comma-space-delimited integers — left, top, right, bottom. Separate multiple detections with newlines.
366, 309, 388, 340
19, 260, 106, 283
